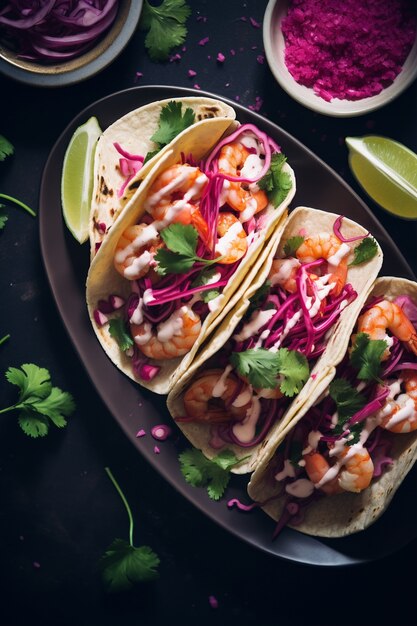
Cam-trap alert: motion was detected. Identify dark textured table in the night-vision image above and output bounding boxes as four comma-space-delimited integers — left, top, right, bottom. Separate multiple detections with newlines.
1, 2, 416, 625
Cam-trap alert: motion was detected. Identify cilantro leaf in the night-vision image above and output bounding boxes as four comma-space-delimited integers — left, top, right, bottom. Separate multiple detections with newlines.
140, 0, 191, 61
349, 237, 378, 266
18, 410, 50, 438
5, 363, 51, 401
201, 289, 220, 303
100, 468, 159, 592
284, 235, 304, 257
160, 222, 198, 256
151, 101, 195, 147
230, 348, 309, 395
156, 224, 220, 275
258, 153, 292, 207
350, 333, 386, 381
179, 448, 244, 500
100, 539, 160, 592
2, 364, 75, 437
275, 348, 310, 397
108, 318, 134, 352
0, 135, 14, 161
0, 205, 8, 230
329, 378, 367, 443
247, 281, 271, 315
329, 378, 366, 422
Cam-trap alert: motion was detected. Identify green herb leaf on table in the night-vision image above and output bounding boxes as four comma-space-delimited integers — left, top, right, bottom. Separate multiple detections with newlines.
101, 539, 160, 592
150, 101, 195, 147
1, 363, 75, 437
0, 205, 8, 230
230, 347, 309, 395
258, 153, 292, 207
0, 135, 14, 161
179, 448, 245, 500
100, 468, 159, 592
109, 318, 134, 352
349, 237, 379, 266
349, 333, 386, 381
140, 0, 191, 62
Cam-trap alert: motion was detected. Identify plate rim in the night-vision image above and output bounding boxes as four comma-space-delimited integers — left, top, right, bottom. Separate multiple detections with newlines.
39, 84, 417, 566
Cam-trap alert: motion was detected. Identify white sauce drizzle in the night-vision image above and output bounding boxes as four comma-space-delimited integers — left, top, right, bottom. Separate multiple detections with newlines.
233, 308, 276, 342
232, 396, 261, 443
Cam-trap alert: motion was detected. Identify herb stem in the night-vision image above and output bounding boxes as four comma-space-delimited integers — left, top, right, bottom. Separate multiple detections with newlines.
0, 334, 10, 346
105, 467, 135, 547
0, 193, 36, 217
0, 405, 16, 415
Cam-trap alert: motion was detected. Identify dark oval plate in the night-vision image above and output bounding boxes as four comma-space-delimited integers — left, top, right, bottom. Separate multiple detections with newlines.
39, 85, 417, 566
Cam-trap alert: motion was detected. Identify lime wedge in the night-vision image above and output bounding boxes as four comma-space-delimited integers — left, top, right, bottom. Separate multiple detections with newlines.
61, 116, 102, 243
346, 136, 417, 219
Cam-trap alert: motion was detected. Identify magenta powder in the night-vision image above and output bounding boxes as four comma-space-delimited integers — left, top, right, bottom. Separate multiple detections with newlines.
281, 0, 416, 101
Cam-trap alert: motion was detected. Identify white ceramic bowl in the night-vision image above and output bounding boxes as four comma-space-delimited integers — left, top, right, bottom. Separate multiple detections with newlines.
263, 0, 417, 117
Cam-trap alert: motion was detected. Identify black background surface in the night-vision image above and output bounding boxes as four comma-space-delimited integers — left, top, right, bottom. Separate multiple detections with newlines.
0, 2, 416, 625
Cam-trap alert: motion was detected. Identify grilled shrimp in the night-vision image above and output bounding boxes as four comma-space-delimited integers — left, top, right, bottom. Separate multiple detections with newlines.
215, 212, 248, 264
356, 299, 417, 360
218, 142, 268, 217
304, 445, 374, 495
144, 163, 209, 239
183, 368, 252, 423
131, 306, 201, 360
379, 371, 417, 433
295, 233, 349, 296
114, 224, 163, 280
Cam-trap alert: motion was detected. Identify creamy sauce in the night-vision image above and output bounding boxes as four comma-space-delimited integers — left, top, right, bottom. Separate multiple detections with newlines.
130, 297, 144, 325
269, 258, 300, 286
286, 478, 315, 498
156, 307, 185, 342
133, 322, 152, 345
232, 386, 253, 408
212, 365, 233, 398
232, 396, 261, 443
124, 250, 153, 280
215, 221, 244, 257
274, 459, 296, 481
327, 242, 350, 267
233, 308, 276, 342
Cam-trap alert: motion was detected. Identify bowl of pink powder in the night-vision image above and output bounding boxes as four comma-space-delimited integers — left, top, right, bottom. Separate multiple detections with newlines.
263, 0, 417, 116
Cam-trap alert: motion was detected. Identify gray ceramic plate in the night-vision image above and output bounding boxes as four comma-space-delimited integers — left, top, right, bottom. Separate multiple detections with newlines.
39, 85, 417, 566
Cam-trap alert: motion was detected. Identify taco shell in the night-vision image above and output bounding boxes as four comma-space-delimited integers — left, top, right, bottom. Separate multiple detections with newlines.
167, 207, 383, 474
90, 96, 236, 257
247, 276, 417, 537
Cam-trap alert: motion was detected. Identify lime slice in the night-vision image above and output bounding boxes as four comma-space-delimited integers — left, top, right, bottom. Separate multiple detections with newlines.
346, 136, 417, 219
61, 116, 102, 243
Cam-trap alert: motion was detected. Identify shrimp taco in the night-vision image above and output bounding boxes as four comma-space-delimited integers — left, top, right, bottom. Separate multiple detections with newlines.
166, 207, 383, 473
86, 116, 296, 395
90, 96, 236, 257
247, 276, 417, 537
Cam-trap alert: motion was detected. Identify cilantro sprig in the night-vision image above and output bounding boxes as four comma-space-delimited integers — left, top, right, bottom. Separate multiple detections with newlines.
0, 135, 14, 161
100, 467, 160, 592
329, 378, 367, 443
230, 347, 309, 396
1, 363, 75, 437
258, 153, 292, 208
179, 448, 246, 500
108, 318, 134, 352
155, 223, 221, 275
350, 332, 387, 381
140, 0, 191, 61
284, 235, 304, 257
151, 101, 195, 147
349, 237, 379, 266
0, 135, 36, 221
